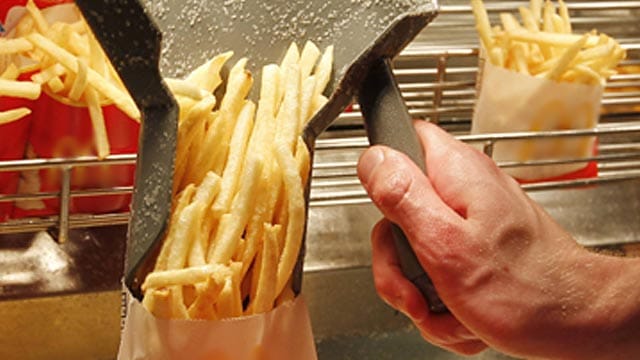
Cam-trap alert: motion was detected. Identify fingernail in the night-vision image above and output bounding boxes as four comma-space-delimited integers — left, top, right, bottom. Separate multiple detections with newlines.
358, 147, 385, 185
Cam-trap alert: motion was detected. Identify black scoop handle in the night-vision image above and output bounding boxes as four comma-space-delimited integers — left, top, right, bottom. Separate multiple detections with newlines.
359, 59, 447, 313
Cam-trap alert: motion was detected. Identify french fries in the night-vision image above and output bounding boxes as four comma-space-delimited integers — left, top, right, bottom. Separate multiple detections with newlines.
142, 42, 333, 320
0, 0, 140, 160
0, 108, 31, 126
471, 0, 625, 85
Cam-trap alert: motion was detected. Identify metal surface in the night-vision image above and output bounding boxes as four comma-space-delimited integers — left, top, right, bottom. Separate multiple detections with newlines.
141, 0, 439, 138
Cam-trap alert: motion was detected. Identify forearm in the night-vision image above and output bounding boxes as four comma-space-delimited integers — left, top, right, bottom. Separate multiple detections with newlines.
590, 253, 640, 359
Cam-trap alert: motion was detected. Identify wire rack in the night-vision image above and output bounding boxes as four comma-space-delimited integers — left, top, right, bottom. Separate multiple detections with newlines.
1, 1, 640, 240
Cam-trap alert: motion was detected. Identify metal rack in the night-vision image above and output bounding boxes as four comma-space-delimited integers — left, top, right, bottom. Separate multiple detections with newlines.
1, 1, 640, 240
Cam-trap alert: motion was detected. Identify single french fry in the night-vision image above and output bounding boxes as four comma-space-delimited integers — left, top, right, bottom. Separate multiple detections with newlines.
175, 95, 217, 191
155, 185, 196, 271
88, 30, 109, 78
300, 75, 316, 127
278, 43, 300, 105
250, 223, 280, 314
186, 51, 233, 93
211, 101, 256, 215
500, 13, 521, 32
68, 58, 89, 101
166, 201, 205, 270
187, 275, 223, 320
209, 156, 264, 264
31, 63, 66, 84
519, 7, 539, 32
311, 95, 329, 116
273, 142, 305, 297
313, 45, 333, 101
471, 0, 497, 64
26, 33, 141, 120
230, 262, 243, 315
168, 286, 189, 319
66, 30, 91, 58
1, 64, 20, 80
490, 47, 505, 67
299, 41, 321, 80
529, 0, 542, 24
0, 108, 31, 126
275, 63, 301, 153
295, 137, 311, 186
542, 0, 555, 33
552, 14, 565, 34
558, 0, 572, 33
179, 112, 224, 192
188, 172, 223, 267
573, 64, 603, 85
193, 171, 223, 209
258, 64, 281, 118
275, 277, 295, 307
242, 161, 272, 276
207, 58, 253, 174
142, 264, 229, 291
240, 172, 272, 278
215, 277, 235, 319
14, 15, 35, 38
546, 34, 589, 81
165, 78, 208, 100
46, 75, 65, 93
0, 79, 41, 100
85, 86, 111, 159
62, 70, 76, 95
576, 42, 614, 63
25, 0, 49, 34
142, 288, 174, 319
263, 159, 284, 224
215, 264, 243, 318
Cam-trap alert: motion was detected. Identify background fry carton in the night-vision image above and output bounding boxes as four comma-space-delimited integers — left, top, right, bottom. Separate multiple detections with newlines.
472, 60, 601, 181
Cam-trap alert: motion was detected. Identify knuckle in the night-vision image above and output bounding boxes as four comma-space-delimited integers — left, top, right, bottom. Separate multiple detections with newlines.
369, 170, 414, 214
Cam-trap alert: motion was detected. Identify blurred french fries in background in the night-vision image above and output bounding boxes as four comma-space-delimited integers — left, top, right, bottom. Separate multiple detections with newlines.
142, 41, 333, 320
471, 0, 625, 85
0, 0, 140, 159
0, 108, 31, 126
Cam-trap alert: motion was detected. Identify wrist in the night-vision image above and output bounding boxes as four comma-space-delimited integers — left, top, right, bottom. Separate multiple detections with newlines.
577, 251, 640, 359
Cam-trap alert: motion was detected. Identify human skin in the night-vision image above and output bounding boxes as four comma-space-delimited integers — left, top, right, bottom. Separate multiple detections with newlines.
357, 121, 640, 359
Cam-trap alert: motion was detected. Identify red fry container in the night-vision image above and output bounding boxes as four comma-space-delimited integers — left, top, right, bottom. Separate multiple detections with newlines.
0, 0, 70, 22
17, 92, 139, 217
0, 97, 33, 221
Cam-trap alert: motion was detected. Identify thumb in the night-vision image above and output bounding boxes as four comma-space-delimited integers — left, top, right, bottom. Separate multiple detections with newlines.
357, 146, 466, 262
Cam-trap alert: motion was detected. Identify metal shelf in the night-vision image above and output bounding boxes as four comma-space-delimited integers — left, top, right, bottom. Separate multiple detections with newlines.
2, 0, 640, 239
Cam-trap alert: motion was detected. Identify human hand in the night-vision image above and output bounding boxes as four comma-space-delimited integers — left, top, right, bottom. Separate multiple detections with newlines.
357, 121, 640, 359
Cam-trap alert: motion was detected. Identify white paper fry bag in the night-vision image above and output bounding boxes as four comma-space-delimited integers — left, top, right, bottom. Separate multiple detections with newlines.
118, 289, 317, 360
472, 60, 603, 181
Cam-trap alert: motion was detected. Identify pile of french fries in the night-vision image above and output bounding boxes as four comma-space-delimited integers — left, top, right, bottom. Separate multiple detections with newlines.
0, 0, 140, 158
471, 0, 625, 85
141, 42, 333, 320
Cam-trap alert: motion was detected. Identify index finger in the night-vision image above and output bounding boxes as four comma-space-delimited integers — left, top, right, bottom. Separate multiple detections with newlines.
414, 121, 523, 221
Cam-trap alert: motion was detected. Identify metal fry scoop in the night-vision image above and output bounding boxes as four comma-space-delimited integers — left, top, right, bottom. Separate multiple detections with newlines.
76, 0, 446, 312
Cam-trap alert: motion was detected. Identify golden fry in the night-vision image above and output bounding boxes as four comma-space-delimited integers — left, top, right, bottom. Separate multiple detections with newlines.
0, 108, 31, 126
0, 78, 41, 100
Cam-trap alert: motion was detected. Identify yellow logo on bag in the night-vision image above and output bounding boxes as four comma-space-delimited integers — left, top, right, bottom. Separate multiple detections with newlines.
519, 100, 596, 161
